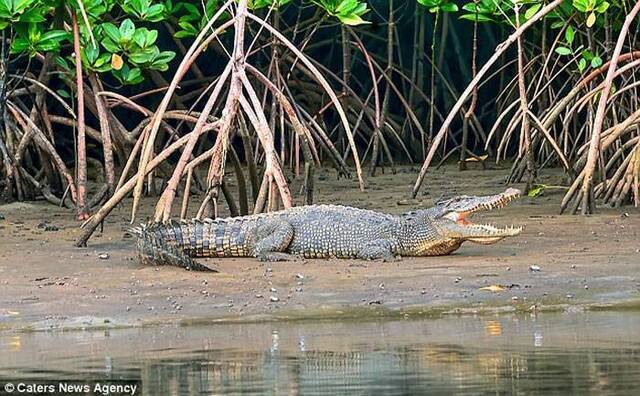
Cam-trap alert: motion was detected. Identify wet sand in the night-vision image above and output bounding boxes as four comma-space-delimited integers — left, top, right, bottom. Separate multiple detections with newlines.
1, 165, 638, 331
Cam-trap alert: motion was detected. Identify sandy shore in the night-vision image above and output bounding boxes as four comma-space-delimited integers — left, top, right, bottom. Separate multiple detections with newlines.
1, 165, 638, 331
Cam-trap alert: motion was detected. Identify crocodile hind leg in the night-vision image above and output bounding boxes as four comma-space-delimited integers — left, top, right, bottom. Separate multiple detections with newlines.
253, 220, 296, 261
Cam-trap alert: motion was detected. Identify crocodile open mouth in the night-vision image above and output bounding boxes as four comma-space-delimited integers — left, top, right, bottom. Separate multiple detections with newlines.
443, 188, 523, 240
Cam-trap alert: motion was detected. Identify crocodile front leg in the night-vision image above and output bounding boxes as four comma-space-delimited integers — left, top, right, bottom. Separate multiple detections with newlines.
253, 220, 296, 261
357, 239, 398, 262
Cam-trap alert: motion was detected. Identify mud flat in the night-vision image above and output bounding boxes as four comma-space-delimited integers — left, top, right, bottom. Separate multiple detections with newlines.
0, 165, 638, 331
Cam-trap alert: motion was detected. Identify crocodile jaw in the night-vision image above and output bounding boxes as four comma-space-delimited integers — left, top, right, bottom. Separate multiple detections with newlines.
462, 224, 523, 243
440, 188, 523, 243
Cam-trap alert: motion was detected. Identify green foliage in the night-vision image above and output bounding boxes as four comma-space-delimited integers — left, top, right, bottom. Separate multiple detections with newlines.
167, 0, 227, 38
11, 24, 68, 55
121, 0, 165, 21
248, 0, 292, 10
573, 0, 609, 27
0, 0, 630, 88
460, 0, 513, 23
97, 18, 175, 81
2, 0, 176, 86
78, 0, 117, 21
312, 0, 370, 26
0, 0, 51, 29
417, 0, 458, 14
76, 1, 176, 84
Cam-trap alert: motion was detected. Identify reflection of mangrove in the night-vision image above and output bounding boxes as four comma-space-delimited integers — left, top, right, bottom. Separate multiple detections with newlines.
122, 345, 640, 394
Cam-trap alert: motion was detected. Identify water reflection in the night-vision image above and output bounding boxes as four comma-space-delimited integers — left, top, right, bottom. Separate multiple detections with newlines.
1, 312, 640, 394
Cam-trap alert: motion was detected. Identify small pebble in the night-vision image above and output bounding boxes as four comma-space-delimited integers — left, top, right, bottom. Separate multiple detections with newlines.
125, 306, 131, 312
506, 266, 511, 271
529, 265, 541, 272
296, 273, 304, 279
270, 296, 280, 302
571, 264, 576, 269
454, 276, 462, 283
270, 287, 277, 292
255, 294, 263, 298
511, 296, 519, 301
98, 253, 110, 260
266, 268, 273, 273
566, 294, 574, 299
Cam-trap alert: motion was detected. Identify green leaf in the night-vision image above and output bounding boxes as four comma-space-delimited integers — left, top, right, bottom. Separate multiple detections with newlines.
129, 47, 158, 64
460, 13, 493, 23
418, 0, 438, 7
550, 20, 565, 29
132, 28, 147, 47
524, 4, 541, 20
178, 20, 197, 33
10, 37, 29, 54
94, 52, 111, 68
126, 67, 143, 84
101, 37, 120, 52
581, 49, 594, 60
154, 50, 175, 63
180, 2, 199, 16
119, 18, 135, 41
18, 8, 46, 22
572, 0, 588, 13
35, 40, 60, 52
578, 58, 586, 72
555, 46, 572, 56
27, 22, 40, 42
56, 89, 71, 99
337, 14, 369, 26
14, 0, 36, 14
591, 56, 602, 68
174, 30, 193, 38
336, 0, 358, 14
595, 2, 609, 13
565, 25, 575, 45
84, 42, 99, 64
55, 55, 70, 70
145, 4, 164, 21
440, 3, 458, 13
102, 22, 121, 43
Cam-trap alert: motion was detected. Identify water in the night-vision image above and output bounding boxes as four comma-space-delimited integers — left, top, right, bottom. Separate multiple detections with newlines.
1, 312, 640, 395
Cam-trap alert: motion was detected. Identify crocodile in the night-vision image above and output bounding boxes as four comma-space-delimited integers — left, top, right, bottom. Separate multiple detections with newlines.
132, 188, 523, 271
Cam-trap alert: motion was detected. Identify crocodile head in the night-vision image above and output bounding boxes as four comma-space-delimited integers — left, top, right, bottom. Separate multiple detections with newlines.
401, 188, 523, 256
432, 188, 523, 245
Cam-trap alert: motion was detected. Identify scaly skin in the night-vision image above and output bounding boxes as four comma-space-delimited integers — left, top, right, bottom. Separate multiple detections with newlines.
132, 189, 523, 271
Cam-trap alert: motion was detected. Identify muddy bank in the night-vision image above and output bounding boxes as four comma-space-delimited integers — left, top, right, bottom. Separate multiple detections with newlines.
0, 165, 639, 331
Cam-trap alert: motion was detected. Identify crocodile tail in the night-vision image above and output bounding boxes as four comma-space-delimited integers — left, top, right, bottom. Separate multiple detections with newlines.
130, 224, 218, 272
